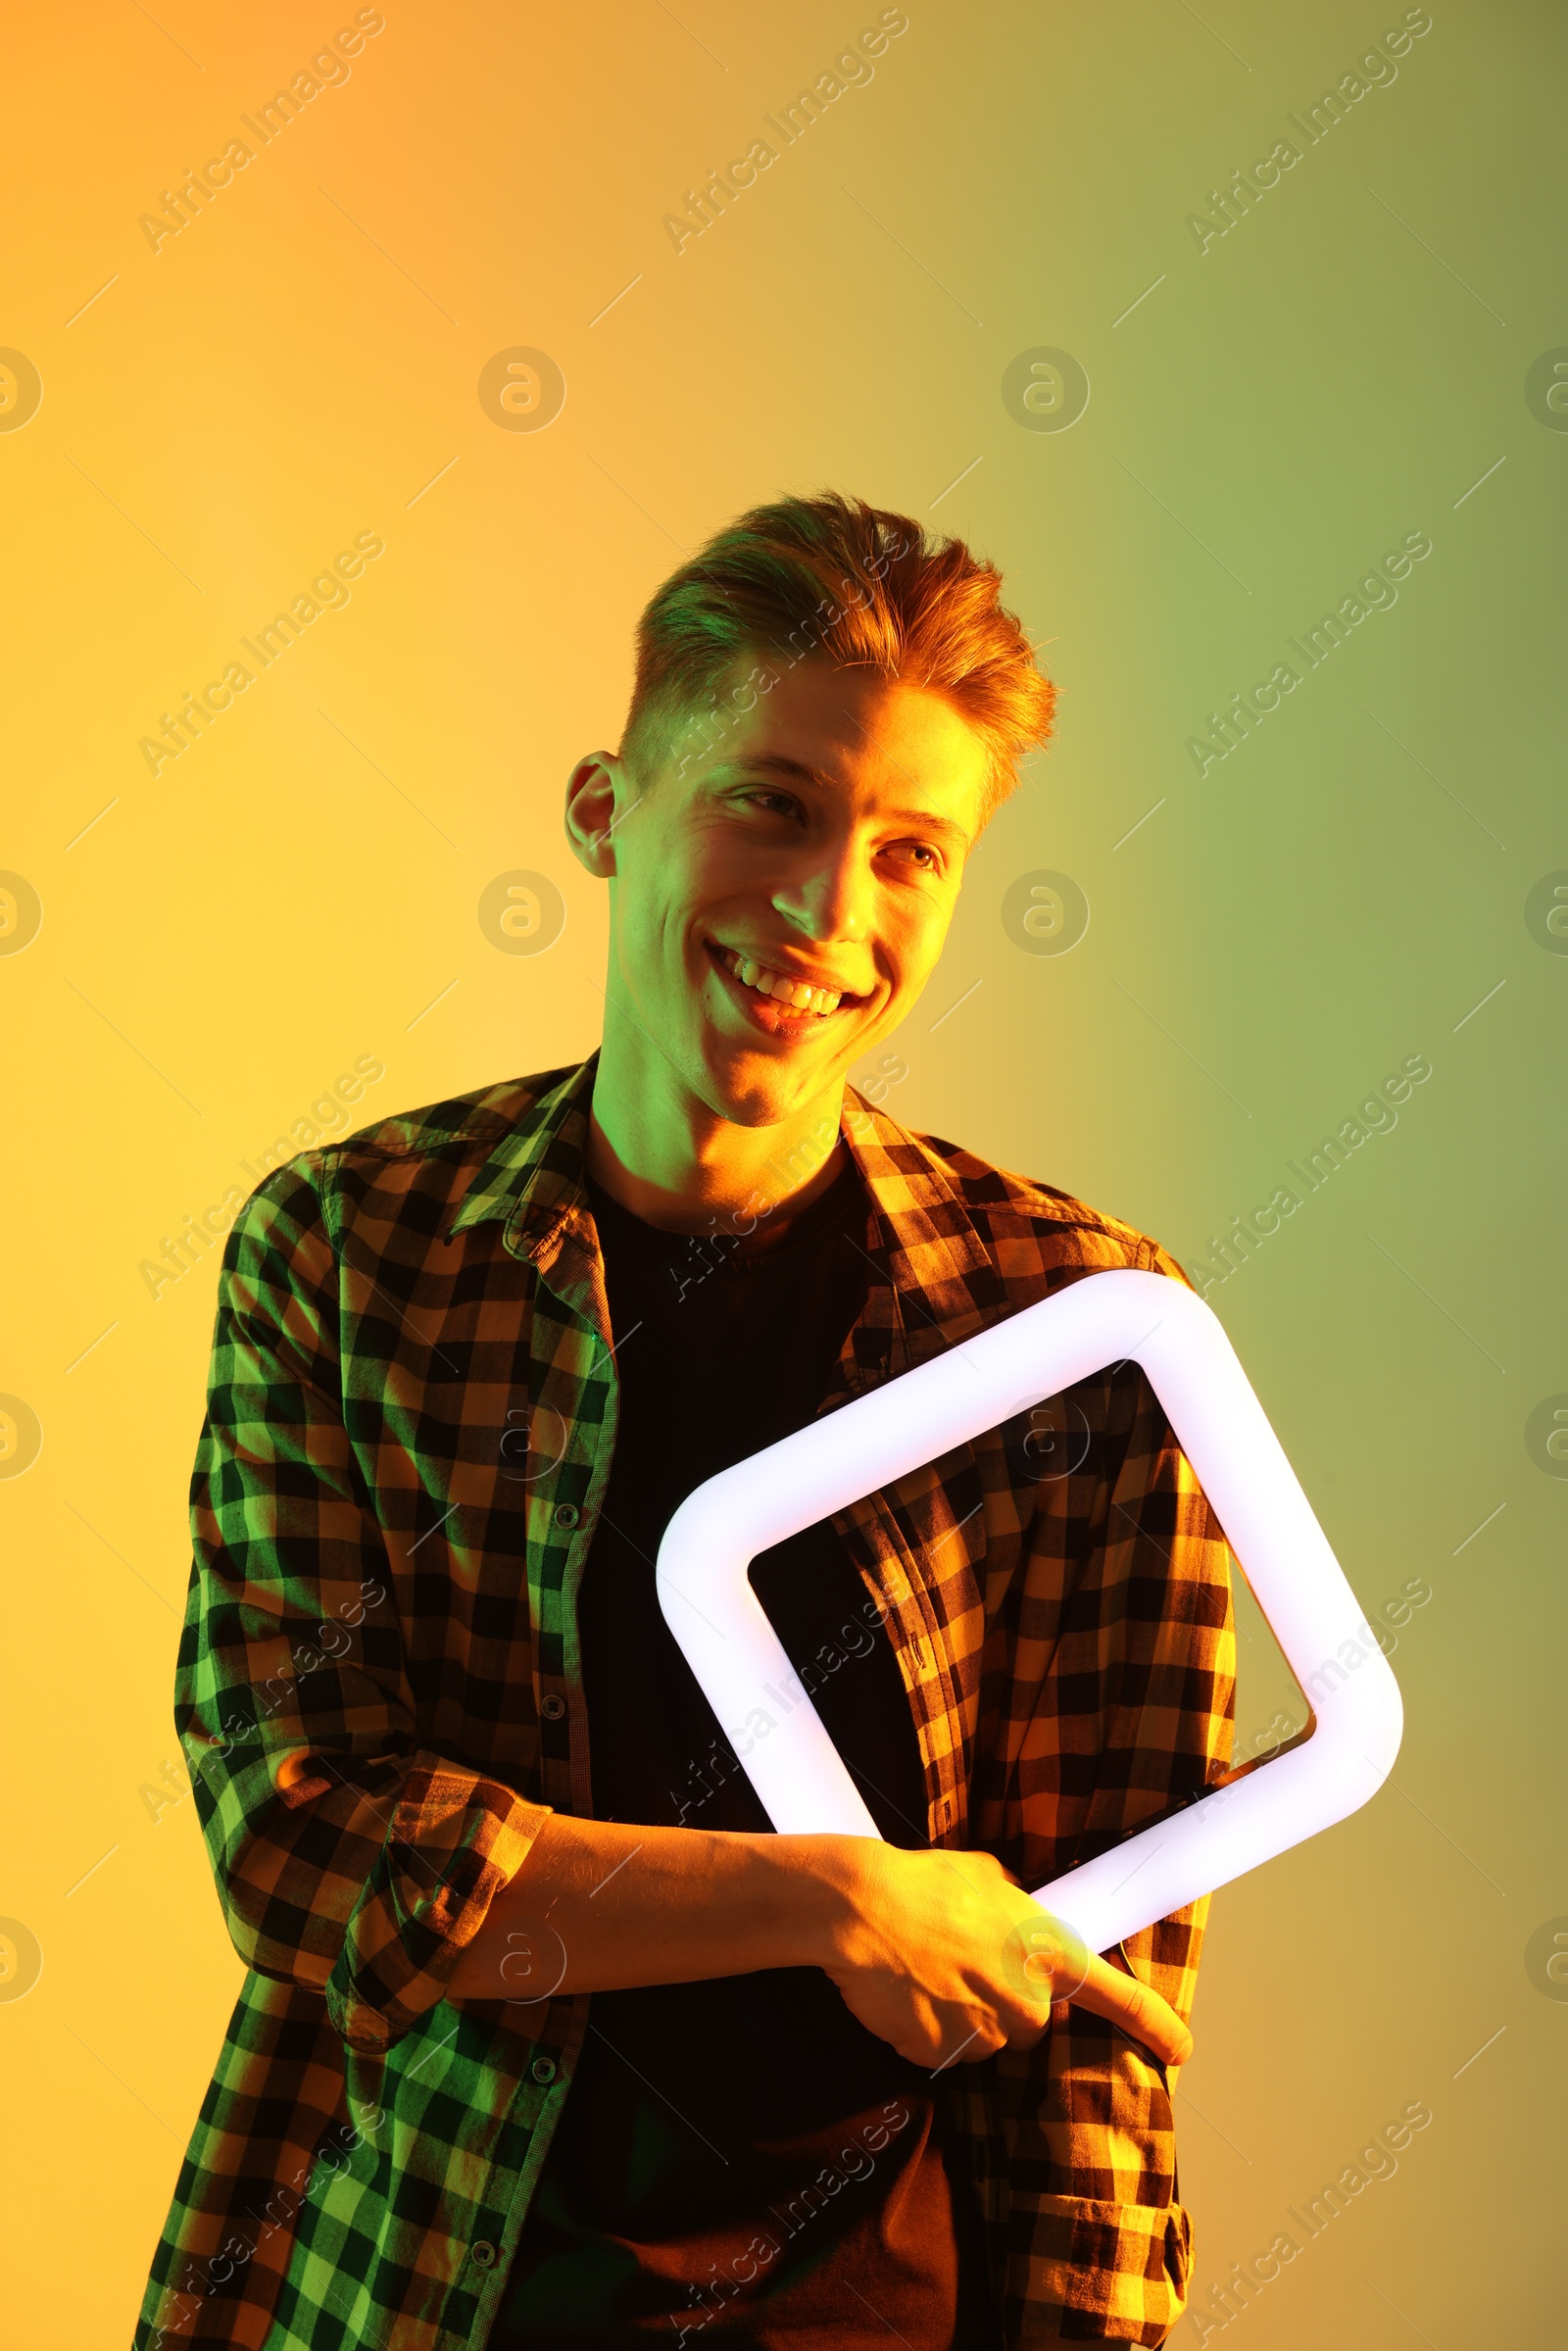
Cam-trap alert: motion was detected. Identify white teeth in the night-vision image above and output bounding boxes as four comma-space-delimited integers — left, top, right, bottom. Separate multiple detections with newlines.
719, 948, 842, 1015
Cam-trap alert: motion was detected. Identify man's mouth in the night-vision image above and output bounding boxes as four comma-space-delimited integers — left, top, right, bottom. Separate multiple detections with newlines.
706, 940, 861, 1022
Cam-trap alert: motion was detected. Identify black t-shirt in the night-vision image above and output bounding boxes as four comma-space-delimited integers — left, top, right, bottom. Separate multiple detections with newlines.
491, 1151, 999, 2349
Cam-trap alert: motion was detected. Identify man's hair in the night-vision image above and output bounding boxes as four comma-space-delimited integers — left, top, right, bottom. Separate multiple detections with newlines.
618, 490, 1055, 826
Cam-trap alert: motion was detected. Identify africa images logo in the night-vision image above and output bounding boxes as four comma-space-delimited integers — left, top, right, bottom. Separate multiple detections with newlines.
662, 9, 908, 253
136, 11, 386, 254
137, 533, 384, 775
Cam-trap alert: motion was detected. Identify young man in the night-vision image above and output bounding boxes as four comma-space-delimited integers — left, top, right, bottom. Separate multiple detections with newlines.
137, 494, 1235, 2351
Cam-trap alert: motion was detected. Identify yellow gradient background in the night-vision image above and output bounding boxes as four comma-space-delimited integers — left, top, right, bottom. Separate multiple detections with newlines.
2, 3, 1563, 2342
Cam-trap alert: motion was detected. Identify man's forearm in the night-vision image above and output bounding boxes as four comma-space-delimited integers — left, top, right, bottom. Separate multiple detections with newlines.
444, 1810, 1194, 2069
446, 1813, 845, 2003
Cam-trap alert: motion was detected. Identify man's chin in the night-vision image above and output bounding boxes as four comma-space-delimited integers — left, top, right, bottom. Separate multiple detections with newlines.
696, 1033, 845, 1131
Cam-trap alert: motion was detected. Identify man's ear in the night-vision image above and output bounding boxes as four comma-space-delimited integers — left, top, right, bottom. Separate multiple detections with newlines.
564, 752, 631, 877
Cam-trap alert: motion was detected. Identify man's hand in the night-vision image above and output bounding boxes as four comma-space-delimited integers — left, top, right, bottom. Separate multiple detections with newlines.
812, 1841, 1194, 2071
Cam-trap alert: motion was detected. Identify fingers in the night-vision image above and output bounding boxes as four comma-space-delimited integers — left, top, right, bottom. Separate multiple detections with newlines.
1069, 1951, 1193, 2067
1003, 1906, 1092, 2010
931, 2015, 1041, 2068
834, 1851, 1192, 2072
929, 1976, 1187, 2072
1002, 1897, 1193, 2066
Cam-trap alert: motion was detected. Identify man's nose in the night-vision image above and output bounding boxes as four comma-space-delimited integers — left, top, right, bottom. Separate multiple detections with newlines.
773, 853, 869, 942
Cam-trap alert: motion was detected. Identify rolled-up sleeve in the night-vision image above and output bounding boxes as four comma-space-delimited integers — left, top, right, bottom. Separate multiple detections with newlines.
993, 1254, 1237, 2344
176, 1164, 553, 2054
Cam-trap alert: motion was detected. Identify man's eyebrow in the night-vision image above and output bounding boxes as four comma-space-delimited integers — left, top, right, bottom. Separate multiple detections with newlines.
721, 755, 971, 845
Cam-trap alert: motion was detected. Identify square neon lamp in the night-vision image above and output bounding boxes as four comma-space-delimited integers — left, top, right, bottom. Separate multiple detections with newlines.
656, 1268, 1402, 1956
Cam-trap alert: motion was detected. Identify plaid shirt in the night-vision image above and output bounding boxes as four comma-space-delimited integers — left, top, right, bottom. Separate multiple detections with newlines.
136, 1050, 1235, 2351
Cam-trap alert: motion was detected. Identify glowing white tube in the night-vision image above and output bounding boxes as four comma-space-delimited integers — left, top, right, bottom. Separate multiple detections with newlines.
655, 1268, 1402, 1955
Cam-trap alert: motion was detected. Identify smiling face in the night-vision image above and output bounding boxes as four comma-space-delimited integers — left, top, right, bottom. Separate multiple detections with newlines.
569, 656, 993, 1139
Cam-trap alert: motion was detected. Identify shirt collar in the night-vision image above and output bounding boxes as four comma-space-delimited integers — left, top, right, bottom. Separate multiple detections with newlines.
446, 1050, 1005, 1364
447, 1050, 602, 1258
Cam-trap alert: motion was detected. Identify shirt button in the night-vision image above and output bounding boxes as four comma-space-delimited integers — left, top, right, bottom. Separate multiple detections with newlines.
553, 1503, 579, 1529
470, 2240, 498, 2269
539, 1694, 566, 1722
531, 2056, 558, 2083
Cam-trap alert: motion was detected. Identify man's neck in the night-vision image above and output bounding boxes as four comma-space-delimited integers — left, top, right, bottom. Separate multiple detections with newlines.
585, 1038, 848, 1236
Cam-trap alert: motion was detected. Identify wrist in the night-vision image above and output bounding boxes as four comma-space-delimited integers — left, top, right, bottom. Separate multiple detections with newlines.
768, 1833, 885, 1971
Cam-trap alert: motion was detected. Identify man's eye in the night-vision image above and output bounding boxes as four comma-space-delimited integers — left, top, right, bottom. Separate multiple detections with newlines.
889, 840, 942, 872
